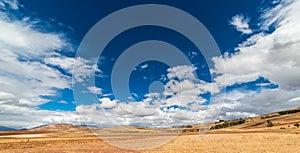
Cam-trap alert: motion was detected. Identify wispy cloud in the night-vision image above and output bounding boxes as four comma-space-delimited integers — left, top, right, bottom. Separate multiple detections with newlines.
1, 0, 300, 129
0, 0, 19, 10
0, 10, 70, 107
289, 97, 300, 102
76, 65, 221, 127
87, 86, 103, 94
213, 0, 300, 118
229, 14, 253, 34
0, 0, 100, 128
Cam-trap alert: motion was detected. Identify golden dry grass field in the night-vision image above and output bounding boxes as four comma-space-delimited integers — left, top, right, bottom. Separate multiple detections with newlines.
0, 109, 300, 153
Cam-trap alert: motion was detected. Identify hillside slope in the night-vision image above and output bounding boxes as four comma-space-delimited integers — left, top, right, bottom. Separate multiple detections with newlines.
209, 107, 300, 132
0, 126, 16, 131
28, 124, 87, 132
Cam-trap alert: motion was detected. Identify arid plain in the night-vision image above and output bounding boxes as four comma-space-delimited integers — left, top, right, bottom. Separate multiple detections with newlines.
1, 108, 300, 153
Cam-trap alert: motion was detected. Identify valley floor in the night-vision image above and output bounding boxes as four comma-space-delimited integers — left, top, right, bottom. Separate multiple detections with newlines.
0, 129, 299, 153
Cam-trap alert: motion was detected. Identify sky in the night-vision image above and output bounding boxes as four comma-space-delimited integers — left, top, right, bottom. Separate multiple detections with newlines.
0, 0, 300, 129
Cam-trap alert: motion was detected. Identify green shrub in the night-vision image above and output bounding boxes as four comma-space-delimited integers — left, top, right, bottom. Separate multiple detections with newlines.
261, 114, 279, 119
278, 109, 300, 115
210, 119, 246, 129
266, 120, 274, 127
172, 125, 193, 128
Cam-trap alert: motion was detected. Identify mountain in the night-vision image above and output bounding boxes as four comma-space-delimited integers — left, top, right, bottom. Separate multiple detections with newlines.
0, 126, 16, 131
28, 123, 88, 132
2, 107, 299, 133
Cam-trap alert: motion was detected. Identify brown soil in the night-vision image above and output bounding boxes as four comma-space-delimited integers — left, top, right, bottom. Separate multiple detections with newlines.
0, 108, 299, 152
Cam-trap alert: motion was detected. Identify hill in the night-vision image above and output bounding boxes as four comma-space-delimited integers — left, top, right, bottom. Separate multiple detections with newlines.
0, 126, 16, 131
28, 123, 87, 132
207, 107, 300, 132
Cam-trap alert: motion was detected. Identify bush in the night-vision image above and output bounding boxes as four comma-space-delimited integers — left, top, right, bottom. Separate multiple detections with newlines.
172, 125, 192, 128
182, 128, 199, 133
294, 123, 300, 128
266, 120, 274, 127
210, 119, 246, 129
261, 115, 279, 119
278, 109, 300, 115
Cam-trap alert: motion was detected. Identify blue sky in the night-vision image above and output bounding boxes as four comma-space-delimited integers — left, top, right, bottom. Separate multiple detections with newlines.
27, 0, 263, 109
0, 0, 300, 129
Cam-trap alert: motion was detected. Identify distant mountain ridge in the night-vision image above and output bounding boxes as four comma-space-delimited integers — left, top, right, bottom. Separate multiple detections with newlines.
0, 126, 16, 131
28, 123, 88, 132
1, 107, 299, 132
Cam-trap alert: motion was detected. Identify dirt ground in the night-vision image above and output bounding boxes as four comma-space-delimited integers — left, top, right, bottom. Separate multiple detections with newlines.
0, 129, 299, 153
1, 111, 300, 152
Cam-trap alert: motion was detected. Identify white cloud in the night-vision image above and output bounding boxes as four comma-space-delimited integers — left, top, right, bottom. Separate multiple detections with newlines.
48, 0, 300, 127
0, 104, 82, 129
167, 65, 197, 81
0, 16, 67, 57
218, 89, 300, 120
163, 65, 209, 107
0, 14, 70, 107
87, 86, 102, 94
72, 65, 221, 127
289, 97, 300, 102
44, 56, 101, 83
2, 0, 299, 129
0, 91, 15, 100
259, 0, 291, 30
58, 100, 68, 104
140, 63, 148, 69
229, 14, 253, 34
0, 1, 103, 128
0, 0, 19, 10
212, 0, 300, 120
0, 1, 214, 128
215, 0, 300, 90
164, 65, 220, 108
75, 101, 218, 128
114, 102, 157, 117
99, 98, 118, 109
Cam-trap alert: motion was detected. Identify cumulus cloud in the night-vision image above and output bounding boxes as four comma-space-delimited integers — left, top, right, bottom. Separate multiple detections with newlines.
289, 97, 300, 102
44, 56, 101, 83
87, 86, 102, 94
0, 13, 70, 107
75, 102, 218, 128
167, 65, 197, 81
0, 1, 102, 128
0, 91, 15, 100
0, 1, 215, 128
0, 103, 83, 129
163, 65, 220, 108
73, 65, 221, 127
2, 0, 299, 129
212, 0, 300, 119
99, 98, 118, 109
216, 89, 300, 120
229, 14, 253, 34
215, 0, 300, 90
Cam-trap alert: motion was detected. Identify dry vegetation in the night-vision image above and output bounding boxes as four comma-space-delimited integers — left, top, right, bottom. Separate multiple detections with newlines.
0, 108, 300, 152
